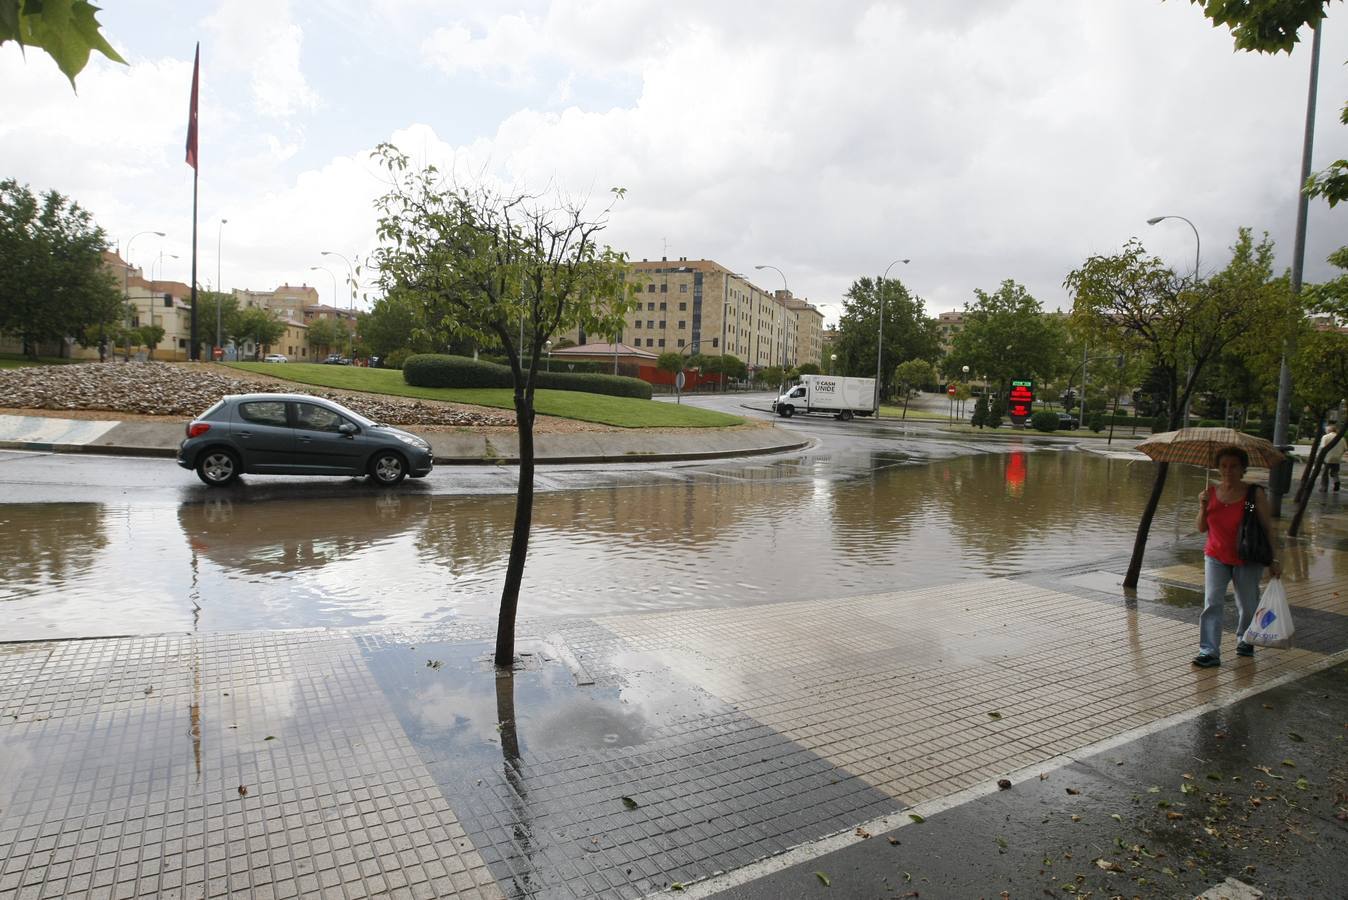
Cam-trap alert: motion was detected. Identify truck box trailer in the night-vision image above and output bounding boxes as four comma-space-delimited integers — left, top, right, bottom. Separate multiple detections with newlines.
772, 375, 876, 421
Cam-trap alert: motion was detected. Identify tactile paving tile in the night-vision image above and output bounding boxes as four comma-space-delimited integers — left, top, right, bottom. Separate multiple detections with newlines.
0, 632, 502, 900
597, 578, 1338, 806
361, 634, 899, 899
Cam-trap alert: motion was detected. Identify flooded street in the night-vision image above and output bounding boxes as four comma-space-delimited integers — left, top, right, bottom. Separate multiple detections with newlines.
1, 443, 1214, 640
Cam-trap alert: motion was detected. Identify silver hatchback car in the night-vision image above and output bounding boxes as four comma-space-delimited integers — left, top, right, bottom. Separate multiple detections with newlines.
178, 393, 434, 487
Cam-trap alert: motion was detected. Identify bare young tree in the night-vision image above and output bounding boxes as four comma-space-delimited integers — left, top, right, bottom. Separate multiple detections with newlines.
370, 144, 637, 666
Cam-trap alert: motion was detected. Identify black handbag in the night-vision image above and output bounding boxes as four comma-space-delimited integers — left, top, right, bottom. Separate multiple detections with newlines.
1237, 485, 1274, 566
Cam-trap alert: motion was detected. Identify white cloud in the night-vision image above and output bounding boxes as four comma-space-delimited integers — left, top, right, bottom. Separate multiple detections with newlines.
203, 0, 319, 119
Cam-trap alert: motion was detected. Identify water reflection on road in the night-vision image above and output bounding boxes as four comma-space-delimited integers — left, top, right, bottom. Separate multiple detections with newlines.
6, 448, 1324, 640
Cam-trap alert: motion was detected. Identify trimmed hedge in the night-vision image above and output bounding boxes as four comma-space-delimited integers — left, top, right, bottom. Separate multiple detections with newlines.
1030, 411, 1061, 432
403, 354, 653, 399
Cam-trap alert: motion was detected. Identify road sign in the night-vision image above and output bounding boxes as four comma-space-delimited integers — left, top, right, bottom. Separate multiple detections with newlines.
947, 384, 957, 397
675, 371, 686, 391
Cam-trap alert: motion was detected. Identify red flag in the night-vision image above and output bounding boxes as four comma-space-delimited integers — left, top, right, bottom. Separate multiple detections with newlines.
185, 43, 199, 170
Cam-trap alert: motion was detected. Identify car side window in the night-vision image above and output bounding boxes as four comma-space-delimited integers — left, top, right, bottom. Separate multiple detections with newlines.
792, 387, 806, 398
237, 401, 288, 427
294, 403, 346, 433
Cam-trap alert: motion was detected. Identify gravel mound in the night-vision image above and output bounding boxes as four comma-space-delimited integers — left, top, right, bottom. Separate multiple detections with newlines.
0, 362, 517, 427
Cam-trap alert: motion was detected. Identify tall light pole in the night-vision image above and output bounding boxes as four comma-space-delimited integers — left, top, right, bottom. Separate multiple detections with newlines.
319, 250, 355, 310
874, 258, 910, 414
121, 230, 165, 359
311, 265, 340, 354
754, 264, 789, 381
1146, 215, 1200, 426
216, 219, 228, 357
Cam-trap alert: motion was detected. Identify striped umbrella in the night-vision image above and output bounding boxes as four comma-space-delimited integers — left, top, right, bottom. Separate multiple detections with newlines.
1135, 427, 1285, 469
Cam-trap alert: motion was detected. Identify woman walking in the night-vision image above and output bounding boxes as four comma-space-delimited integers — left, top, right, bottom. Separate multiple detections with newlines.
1193, 446, 1282, 667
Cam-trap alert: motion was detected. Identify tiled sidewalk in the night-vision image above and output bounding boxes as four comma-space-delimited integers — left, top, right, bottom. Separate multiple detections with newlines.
3, 538, 1347, 898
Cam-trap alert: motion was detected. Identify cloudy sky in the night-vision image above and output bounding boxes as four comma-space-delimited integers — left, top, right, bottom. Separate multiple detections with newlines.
2, 0, 1345, 326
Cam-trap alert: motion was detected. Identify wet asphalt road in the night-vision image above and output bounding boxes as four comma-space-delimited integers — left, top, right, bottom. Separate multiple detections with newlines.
709, 661, 1348, 900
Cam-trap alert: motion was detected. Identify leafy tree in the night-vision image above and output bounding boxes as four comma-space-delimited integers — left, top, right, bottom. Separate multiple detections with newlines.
0, 0, 125, 87
720, 354, 746, 381
759, 365, 785, 388
945, 280, 1068, 394
370, 143, 635, 668
656, 351, 684, 375
987, 396, 1006, 429
833, 276, 941, 402
1066, 229, 1295, 586
194, 291, 240, 350
1185, 0, 1346, 205
306, 317, 346, 355
359, 290, 437, 357
0, 178, 122, 357
233, 307, 286, 360
136, 324, 164, 359
1287, 328, 1348, 533
797, 362, 821, 376
971, 395, 989, 428
894, 358, 936, 420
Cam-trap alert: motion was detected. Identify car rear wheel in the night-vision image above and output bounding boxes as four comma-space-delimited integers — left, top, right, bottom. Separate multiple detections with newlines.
369, 450, 407, 485
839, 409, 853, 422
196, 449, 240, 487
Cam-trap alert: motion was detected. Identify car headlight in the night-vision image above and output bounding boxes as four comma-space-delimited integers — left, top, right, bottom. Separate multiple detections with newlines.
393, 432, 430, 450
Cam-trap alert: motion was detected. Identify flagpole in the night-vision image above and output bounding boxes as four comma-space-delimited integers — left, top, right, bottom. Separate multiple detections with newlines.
186, 42, 201, 360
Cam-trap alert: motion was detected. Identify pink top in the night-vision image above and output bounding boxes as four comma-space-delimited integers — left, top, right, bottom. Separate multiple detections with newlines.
1204, 486, 1250, 566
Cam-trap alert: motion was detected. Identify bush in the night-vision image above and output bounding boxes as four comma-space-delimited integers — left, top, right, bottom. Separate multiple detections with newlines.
987, 397, 1006, 429
385, 348, 413, 370
971, 396, 989, 428
1030, 411, 1060, 432
1151, 414, 1169, 433
403, 353, 653, 399
1088, 413, 1106, 433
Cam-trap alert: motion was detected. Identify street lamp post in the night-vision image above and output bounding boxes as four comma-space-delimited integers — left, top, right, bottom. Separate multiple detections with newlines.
1146, 215, 1200, 426
319, 250, 356, 310
149, 252, 179, 328
216, 219, 228, 357
874, 259, 911, 414
961, 364, 970, 421
830, 353, 837, 375
121, 230, 165, 360
754, 264, 789, 387
545, 339, 552, 372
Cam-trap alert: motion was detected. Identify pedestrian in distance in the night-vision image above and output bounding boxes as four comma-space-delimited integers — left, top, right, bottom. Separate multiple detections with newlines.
1319, 423, 1343, 492
1192, 445, 1282, 668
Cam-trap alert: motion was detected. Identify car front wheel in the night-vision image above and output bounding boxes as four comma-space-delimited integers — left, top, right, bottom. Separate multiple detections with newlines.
196, 449, 240, 486
369, 451, 407, 485
779, 405, 794, 418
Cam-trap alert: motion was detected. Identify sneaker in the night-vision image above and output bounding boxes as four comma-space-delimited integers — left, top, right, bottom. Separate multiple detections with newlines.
1192, 654, 1220, 668
1236, 642, 1254, 657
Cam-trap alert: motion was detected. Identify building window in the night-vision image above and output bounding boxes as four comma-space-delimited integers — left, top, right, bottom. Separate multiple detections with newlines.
679, 284, 688, 293
658, 339, 665, 347
659, 321, 666, 328
678, 320, 686, 329
659, 302, 666, 310
646, 338, 655, 347
678, 339, 685, 348
632, 321, 641, 330
647, 284, 656, 293
680, 302, 687, 310
646, 320, 654, 328
647, 302, 656, 310
660, 283, 668, 293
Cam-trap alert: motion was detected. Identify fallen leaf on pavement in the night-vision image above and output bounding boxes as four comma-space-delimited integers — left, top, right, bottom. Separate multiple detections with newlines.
1288, 731, 1305, 742
1094, 858, 1123, 872
997, 778, 1012, 790
1166, 812, 1183, 820
854, 827, 870, 839
815, 871, 830, 886
908, 813, 925, 824
987, 711, 1002, 719
621, 796, 639, 810
237, 785, 247, 797
1065, 787, 1080, 795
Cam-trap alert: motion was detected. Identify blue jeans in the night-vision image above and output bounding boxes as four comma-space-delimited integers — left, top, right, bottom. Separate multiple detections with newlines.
1200, 555, 1263, 658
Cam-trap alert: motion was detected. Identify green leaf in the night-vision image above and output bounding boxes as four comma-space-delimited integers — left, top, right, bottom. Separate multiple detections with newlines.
1281, 759, 1296, 767
1288, 731, 1305, 742
987, 710, 1002, 720
1110, 813, 1123, 823
5, 0, 126, 88
815, 871, 830, 887
263, 735, 275, 741
1295, 777, 1309, 791
908, 813, 925, 824
621, 796, 639, 810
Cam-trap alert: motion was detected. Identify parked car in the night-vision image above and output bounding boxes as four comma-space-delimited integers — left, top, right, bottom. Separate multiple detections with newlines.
263, 353, 288, 363
323, 354, 351, 365
1056, 412, 1080, 430
178, 393, 434, 487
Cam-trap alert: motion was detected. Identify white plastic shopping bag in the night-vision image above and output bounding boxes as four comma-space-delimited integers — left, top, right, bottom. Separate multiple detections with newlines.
1244, 577, 1294, 649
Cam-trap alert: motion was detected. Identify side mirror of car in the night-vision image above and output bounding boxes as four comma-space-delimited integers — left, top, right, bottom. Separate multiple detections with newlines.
339, 422, 358, 436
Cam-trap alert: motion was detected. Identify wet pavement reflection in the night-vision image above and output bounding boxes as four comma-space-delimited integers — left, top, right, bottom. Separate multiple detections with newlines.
4, 449, 1343, 640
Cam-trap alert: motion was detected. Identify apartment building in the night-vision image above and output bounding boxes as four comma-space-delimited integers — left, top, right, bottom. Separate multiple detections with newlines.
562, 258, 823, 372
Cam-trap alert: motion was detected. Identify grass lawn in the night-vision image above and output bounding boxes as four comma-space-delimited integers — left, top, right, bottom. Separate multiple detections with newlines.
0, 353, 83, 369
223, 362, 744, 428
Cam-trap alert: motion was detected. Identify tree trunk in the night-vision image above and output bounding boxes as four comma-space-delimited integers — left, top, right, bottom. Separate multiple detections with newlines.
1123, 461, 1170, 589
494, 391, 535, 667
1289, 429, 1342, 537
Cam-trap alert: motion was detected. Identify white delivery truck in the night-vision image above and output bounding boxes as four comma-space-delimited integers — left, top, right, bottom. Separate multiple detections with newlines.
772, 375, 877, 421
